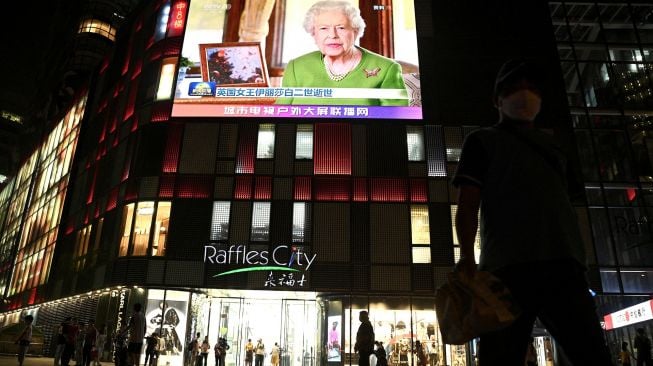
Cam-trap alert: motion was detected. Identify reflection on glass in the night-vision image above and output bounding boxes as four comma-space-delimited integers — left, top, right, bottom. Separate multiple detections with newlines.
251, 202, 271, 241
154, 202, 171, 256
292, 202, 310, 242
120, 204, 135, 257
410, 205, 430, 244
133, 201, 155, 256
157, 58, 177, 100
296, 125, 313, 159
257, 124, 275, 159
211, 201, 231, 241
407, 126, 425, 162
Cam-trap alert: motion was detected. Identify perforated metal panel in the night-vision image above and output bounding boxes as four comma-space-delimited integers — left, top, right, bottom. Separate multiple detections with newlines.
430, 204, 455, 266
294, 161, 313, 176
215, 161, 235, 175
93, 264, 107, 289
370, 204, 411, 264
110, 260, 128, 284
425, 125, 446, 177
428, 180, 450, 203
275, 124, 295, 175
147, 260, 165, 284
218, 124, 238, 158
311, 264, 351, 290
139, 176, 159, 199
408, 163, 428, 177
230, 201, 253, 243
443, 127, 464, 162
412, 265, 434, 291
112, 142, 127, 186
313, 203, 350, 262
255, 160, 274, 175
179, 123, 219, 174
126, 258, 148, 283
273, 177, 292, 200
165, 260, 204, 286
351, 203, 370, 264
371, 265, 410, 291
214, 177, 234, 199
434, 267, 452, 288
352, 124, 367, 176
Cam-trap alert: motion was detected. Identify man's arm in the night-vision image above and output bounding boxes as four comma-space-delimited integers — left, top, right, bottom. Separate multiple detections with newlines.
455, 184, 481, 276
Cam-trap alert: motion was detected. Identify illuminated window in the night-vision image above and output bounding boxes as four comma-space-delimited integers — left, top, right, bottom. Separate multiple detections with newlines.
211, 201, 231, 241
119, 204, 134, 256
444, 127, 464, 162
156, 57, 178, 100
120, 201, 171, 256
412, 247, 431, 264
78, 18, 117, 41
71, 219, 104, 270
256, 124, 275, 159
296, 124, 313, 159
410, 205, 430, 244
74, 225, 92, 271
292, 202, 311, 242
450, 205, 481, 262
153, 202, 171, 256
155, 1, 172, 41
251, 202, 271, 241
133, 202, 154, 256
5, 96, 87, 296
406, 126, 425, 161
410, 205, 430, 264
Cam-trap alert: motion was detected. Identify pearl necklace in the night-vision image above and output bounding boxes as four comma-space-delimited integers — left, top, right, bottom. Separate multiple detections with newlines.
323, 51, 360, 82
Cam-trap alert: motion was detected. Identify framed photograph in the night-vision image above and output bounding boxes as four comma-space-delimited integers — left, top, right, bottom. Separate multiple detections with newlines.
199, 42, 269, 87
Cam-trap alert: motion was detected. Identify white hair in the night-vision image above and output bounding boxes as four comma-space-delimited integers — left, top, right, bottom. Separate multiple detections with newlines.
303, 1, 366, 39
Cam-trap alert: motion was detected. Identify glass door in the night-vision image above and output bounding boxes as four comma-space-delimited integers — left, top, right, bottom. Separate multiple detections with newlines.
210, 298, 243, 366
281, 299, 317, 366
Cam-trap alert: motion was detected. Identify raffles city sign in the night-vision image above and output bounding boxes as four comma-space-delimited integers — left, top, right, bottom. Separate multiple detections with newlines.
203, 244, 316, 288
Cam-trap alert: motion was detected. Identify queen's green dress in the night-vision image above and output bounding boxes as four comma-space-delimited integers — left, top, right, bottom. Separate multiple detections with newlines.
276, 47, 408, 106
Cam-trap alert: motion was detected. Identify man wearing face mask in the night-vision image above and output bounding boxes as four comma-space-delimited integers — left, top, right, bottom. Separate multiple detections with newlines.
452, 59, 614, 365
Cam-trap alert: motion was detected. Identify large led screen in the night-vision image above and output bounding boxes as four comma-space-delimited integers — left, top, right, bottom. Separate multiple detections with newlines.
172, 0, 422, 119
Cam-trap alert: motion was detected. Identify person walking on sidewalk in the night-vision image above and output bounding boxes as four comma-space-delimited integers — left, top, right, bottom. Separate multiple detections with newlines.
15, 315, 34, 366
453, 58, 613, 365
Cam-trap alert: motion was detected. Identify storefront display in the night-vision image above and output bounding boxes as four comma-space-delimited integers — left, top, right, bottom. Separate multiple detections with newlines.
145, 290, 189, 366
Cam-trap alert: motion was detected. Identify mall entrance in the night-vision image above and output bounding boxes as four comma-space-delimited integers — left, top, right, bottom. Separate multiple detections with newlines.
194, 290, 318, 366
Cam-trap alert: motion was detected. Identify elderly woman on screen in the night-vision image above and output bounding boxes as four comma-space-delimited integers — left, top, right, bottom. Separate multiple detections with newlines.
276, 0, 408, 106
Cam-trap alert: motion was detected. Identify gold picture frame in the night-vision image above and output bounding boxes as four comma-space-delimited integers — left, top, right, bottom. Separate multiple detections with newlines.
198, 42, 269, 87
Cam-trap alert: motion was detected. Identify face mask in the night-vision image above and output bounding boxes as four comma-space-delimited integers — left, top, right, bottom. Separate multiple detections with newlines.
498, 89, 542, 121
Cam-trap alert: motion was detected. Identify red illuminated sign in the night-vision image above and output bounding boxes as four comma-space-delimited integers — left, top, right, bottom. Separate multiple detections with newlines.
604, 300, 653, 330
167, 0, 188, 38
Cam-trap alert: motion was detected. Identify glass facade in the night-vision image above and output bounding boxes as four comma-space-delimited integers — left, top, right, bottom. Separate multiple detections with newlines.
549, 1, 653, 295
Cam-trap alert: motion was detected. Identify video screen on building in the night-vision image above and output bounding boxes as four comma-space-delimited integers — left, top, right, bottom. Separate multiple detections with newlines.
327, 315, 342, 361
171, 0, 422, 119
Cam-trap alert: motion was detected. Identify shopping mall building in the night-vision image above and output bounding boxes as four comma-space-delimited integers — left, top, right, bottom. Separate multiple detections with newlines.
0, 1, 651, 365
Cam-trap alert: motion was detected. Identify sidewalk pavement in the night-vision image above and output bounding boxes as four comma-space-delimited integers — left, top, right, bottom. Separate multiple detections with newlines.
0, 355, 113, 366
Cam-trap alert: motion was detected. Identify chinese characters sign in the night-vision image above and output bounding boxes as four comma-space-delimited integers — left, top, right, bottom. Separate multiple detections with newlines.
604, 300, 653, 330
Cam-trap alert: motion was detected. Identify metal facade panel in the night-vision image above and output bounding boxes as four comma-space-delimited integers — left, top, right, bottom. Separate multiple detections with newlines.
370, 203, 411, 264
313, 203, 350, 262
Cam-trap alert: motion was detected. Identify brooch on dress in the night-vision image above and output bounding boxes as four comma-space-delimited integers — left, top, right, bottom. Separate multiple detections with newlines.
363, 67, 380, 78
